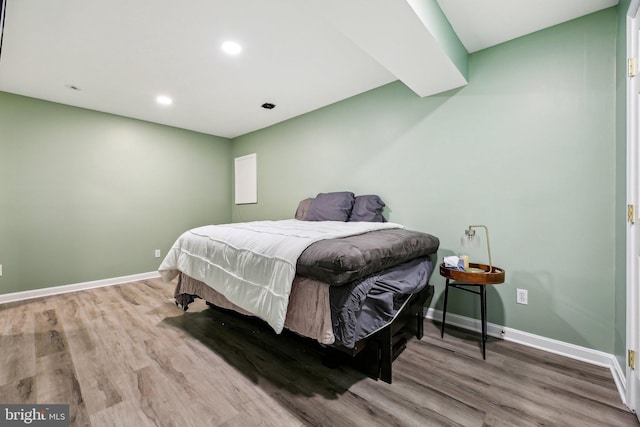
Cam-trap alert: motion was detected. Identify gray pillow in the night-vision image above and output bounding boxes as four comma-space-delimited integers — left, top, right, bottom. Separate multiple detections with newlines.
305, 192, 355, 221
295, 198, 314, 220
349, 195, 386, 222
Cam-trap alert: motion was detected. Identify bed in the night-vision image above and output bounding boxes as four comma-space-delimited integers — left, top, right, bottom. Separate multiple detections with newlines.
159, 192, 440, 383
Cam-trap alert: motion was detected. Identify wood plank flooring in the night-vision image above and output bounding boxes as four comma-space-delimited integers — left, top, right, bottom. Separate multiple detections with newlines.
0, 278, 637, 426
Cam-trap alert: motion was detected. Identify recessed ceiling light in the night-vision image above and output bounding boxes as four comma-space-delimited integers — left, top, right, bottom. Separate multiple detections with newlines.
222, 41, 242, 55
156, 95, 173, 105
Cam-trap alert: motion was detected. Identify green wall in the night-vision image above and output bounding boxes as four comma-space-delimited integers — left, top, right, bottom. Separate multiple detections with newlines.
0, 6, 625, 357
231, 9, 619, 353
0, 92, 231, 293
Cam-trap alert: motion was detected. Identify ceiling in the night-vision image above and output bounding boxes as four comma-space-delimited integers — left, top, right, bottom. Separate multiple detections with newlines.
0, 0, 618, 139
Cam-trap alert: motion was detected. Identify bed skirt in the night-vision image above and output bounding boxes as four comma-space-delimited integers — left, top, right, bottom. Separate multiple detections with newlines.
175, 273, 336, 345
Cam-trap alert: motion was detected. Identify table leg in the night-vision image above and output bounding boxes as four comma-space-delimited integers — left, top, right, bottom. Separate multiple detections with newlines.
481, 285, 487, 360
441, 279, 450, 338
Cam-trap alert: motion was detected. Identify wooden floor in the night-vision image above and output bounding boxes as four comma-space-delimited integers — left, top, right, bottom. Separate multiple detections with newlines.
0, 278, 637, 427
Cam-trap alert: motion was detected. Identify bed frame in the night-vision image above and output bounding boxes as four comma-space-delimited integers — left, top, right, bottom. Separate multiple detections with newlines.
194, 283, 434, 384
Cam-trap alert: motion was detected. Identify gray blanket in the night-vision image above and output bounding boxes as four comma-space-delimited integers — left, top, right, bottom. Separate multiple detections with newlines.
297, 229, 440, 285
330, 257, 433, 348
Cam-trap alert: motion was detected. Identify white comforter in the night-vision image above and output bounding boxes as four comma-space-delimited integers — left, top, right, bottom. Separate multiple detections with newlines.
158, 219, 402, 333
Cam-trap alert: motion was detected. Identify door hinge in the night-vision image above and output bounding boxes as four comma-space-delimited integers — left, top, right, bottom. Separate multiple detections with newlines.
629, 205, 635, 224
629, 350, 636, 369
629, 58, 636, 77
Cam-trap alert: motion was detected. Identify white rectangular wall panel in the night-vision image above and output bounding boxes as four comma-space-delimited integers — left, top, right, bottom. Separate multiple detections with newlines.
234, 153, 257, 204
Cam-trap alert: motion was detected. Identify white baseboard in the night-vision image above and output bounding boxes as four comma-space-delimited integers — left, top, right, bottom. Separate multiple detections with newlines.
426, 308, 628, 407
0, 272, 161, 305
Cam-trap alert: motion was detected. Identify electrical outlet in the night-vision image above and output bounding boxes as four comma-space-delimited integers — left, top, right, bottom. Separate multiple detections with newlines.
516, 288, 528, 305
0, 264, 3, 276
154, 249, 161, 258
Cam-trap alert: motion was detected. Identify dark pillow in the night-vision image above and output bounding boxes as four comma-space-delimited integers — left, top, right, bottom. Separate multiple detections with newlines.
349, 195, 386, 222
294, 198, 314, 220
305, 192, 355, 221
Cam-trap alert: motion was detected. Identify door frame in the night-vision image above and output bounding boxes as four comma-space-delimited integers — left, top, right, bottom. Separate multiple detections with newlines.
627, 0, 640, 415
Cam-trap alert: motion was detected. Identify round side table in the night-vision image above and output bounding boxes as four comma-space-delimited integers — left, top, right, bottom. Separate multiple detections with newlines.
439, 263, 505, 359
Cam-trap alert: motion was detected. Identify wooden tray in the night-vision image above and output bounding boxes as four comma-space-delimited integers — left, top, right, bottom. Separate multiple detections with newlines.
439, 262, 505, 285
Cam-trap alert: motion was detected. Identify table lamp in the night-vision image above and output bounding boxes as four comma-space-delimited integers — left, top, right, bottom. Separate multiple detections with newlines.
462, 225, 492, 273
